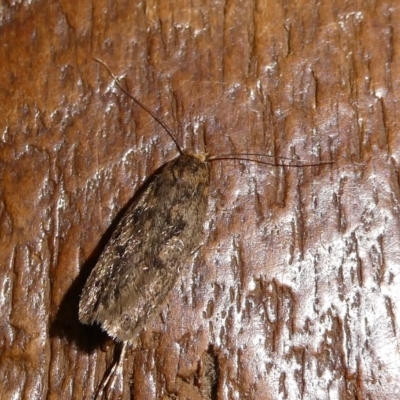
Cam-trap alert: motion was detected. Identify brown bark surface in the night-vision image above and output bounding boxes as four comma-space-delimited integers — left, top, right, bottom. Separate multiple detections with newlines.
1, 0, 400, 399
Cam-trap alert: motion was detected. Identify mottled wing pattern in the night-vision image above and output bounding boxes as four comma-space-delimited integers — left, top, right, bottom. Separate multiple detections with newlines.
79, 155, 209, 342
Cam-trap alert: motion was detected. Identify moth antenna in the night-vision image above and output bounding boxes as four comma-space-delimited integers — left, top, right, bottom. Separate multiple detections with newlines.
94, 57, 184, 155
210, 152, 324, 162
209, 154, 335, 167
94, 58, 333, 167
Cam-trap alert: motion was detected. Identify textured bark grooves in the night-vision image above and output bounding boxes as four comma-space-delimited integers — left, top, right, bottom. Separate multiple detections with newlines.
1, 1, 400, 399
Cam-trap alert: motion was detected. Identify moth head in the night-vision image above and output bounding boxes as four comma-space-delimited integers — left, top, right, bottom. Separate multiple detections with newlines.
185, 151, 209, 163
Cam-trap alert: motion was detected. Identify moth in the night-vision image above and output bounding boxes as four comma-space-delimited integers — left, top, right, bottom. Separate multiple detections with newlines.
79, 153, 209, 341
79, 59, 332, 397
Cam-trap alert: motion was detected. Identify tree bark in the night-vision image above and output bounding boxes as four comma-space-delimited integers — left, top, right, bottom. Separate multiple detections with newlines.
1, 0, 400, 399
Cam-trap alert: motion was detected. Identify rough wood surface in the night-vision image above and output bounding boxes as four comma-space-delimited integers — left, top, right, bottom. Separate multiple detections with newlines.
1, 0, 400, 399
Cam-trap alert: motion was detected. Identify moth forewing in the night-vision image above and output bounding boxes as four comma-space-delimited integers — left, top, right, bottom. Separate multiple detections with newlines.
79, 154, 209, 342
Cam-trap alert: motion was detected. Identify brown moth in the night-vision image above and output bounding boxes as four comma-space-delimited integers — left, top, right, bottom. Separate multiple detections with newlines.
79, 153, 209, 341
79, 59, 332, 398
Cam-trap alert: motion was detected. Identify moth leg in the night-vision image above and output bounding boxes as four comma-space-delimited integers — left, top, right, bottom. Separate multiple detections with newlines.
190, 243, 204, 255
95, 342, 128, 400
